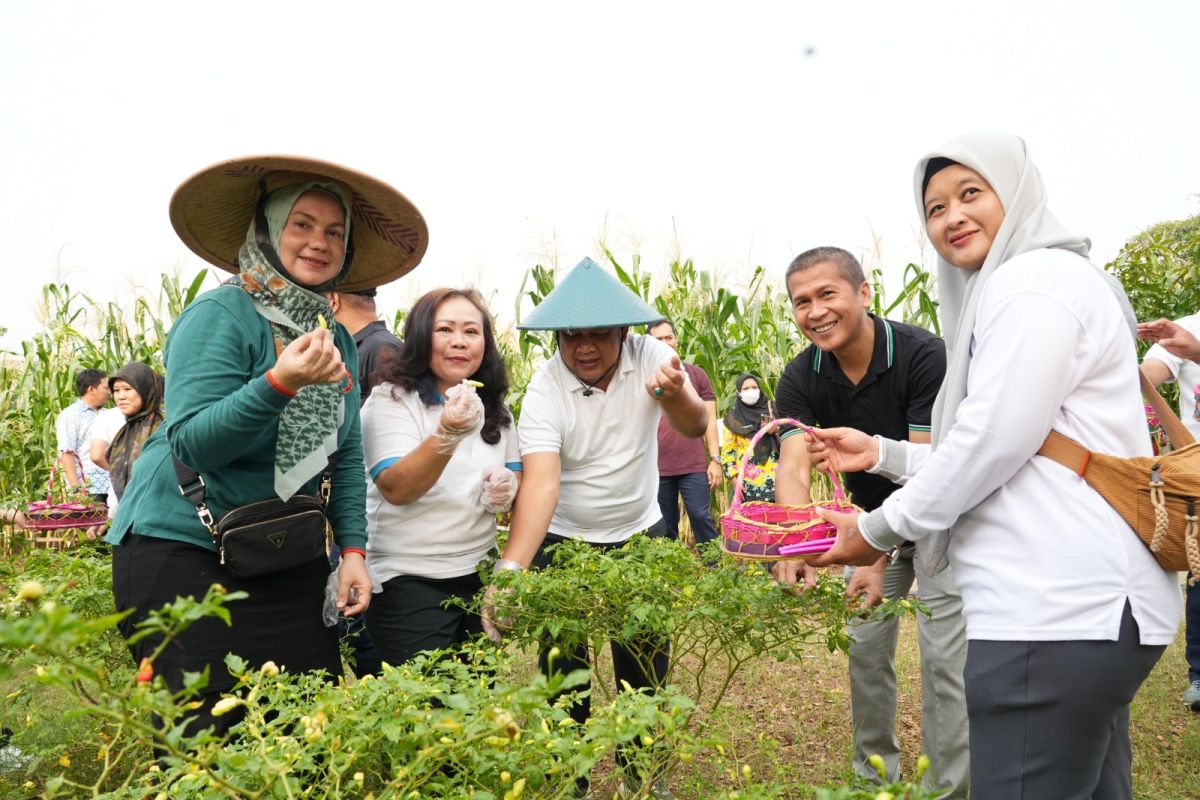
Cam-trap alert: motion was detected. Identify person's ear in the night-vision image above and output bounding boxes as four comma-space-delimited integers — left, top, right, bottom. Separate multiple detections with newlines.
858, 280, 871, 310
327, 293, 341, 313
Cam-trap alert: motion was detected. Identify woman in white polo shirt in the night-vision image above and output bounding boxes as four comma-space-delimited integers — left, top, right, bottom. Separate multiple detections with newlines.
805, 132, 1181, 800
361, 288, 520, 665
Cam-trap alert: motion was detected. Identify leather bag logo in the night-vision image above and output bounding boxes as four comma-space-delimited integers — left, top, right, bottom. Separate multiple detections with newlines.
267, 531, 287, 549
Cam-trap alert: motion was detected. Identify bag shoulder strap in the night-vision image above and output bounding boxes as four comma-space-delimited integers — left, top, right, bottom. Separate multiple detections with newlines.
1037, 430, 1092, 476
1039, 368, 1198, 472
1140, 370, 1196, 449
172, 454, 339, 514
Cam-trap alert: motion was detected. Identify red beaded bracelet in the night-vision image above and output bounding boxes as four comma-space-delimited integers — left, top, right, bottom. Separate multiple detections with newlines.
341, 547, 367, 558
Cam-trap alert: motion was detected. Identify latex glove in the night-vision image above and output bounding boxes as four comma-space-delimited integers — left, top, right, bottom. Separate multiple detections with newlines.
479, 466, 517, 513
435, 381, 483, 453
480, 583, 514, 642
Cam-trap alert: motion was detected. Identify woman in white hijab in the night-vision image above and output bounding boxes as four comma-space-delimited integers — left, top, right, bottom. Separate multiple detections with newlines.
805, 132, 1181, 799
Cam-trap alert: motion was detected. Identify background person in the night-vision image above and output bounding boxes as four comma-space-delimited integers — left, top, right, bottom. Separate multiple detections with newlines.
362, 287, 519, 665
107, 155, 427, 735
1137, 314, 1200, 712
806, 132, 1180, 800
103, 363, 166, 504
771, 246, 967, 797
647, 318, 721, 547
330, 287, 403, 404
720, 373, 779, 502
87, 363, 165, 536
55, 368, 111, 501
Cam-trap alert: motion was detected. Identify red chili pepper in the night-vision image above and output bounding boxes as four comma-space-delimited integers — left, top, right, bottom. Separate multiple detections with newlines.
136, 658, 154, 685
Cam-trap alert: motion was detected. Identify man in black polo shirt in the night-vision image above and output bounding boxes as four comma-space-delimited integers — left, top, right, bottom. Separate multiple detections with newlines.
331, 288, 402, 405
773, 247, 968, 799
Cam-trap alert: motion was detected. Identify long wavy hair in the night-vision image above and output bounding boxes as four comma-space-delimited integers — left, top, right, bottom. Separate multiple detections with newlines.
381, 288, 511, 444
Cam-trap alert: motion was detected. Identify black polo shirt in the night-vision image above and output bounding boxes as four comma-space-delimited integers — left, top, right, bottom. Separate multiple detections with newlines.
353, 320, 402, 406
774, 314, 945, 512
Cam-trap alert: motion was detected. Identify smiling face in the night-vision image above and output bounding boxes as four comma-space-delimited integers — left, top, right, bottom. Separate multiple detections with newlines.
922, 164, 1006, 271
277, 190, 347, 287
111, 379, 144, 417
786, 260, 871, 353
429, 295, 486, 394
558, 327, 625, 387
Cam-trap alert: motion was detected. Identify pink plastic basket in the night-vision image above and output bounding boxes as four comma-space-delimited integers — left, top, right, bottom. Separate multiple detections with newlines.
719, 418, 859, 560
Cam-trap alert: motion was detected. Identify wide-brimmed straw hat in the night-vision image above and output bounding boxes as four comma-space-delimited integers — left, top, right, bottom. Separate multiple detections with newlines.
169, 155, 429, 291
518, 257, 661, 330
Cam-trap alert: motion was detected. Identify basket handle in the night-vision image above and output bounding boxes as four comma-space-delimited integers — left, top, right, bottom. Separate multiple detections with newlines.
47, 451, 86, 501
730, 417, 848, 511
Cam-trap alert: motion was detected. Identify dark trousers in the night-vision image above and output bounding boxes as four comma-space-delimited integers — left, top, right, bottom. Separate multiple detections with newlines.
964, 602, 1165, 800
329, 544, 382, 677
364, 571, 485, 666
112, 534, 339, 738
656, 472, 718, 545
1187, 576, 1200, 684
533, 533, 670, 790
532, 534, 670, 721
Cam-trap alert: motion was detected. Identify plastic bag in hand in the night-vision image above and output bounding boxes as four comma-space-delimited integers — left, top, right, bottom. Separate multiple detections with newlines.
321, 568, 341, 628
477, 466, 517, 513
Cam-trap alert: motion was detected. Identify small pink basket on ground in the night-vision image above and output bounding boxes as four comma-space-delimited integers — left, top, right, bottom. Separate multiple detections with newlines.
720, 418, 860, 560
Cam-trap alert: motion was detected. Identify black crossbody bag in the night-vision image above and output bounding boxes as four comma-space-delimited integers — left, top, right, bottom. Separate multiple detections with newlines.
173, 455, 334, 578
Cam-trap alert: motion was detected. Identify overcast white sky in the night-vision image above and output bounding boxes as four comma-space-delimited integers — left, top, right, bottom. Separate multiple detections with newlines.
3, 1, 1198, 350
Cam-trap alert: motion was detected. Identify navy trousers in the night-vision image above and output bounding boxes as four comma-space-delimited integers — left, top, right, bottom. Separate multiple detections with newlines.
656, 472, 718, 545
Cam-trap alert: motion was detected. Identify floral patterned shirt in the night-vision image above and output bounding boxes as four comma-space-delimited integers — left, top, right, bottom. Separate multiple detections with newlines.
720, 427, 777, 503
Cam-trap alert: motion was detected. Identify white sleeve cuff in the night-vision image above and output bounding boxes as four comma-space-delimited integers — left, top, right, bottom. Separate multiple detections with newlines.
866, 436, 909, 484
859, 507, 904, 552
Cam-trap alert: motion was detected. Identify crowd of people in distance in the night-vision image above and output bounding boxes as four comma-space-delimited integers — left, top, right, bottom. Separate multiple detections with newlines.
8, 132, 1194, 800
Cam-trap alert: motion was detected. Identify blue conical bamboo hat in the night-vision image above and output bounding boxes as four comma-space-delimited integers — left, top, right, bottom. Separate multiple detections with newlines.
517, 258, 661, 331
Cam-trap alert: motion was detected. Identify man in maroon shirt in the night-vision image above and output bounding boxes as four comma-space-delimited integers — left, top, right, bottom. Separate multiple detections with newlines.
648, 319, 722, 546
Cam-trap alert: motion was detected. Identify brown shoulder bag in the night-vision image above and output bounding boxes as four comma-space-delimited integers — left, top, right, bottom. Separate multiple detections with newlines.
1038, 371, 1200, 577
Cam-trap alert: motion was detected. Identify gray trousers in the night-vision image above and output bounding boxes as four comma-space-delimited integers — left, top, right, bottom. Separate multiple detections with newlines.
965, 601, 1165, 800
845, 548, 970, 799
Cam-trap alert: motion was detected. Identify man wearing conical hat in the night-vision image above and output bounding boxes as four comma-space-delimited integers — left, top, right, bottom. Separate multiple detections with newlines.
488, 257, 706, 798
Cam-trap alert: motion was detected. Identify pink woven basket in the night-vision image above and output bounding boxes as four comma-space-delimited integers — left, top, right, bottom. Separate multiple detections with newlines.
720, 418, 860, 560
24, 452, 108, 532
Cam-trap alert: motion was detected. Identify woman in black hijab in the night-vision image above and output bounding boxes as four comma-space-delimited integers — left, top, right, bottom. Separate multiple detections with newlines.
105, 362, 165, 501
719, 373, 779, 502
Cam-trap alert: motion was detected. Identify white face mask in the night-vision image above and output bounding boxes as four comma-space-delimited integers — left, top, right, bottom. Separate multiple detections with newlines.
739, 388, 761, 406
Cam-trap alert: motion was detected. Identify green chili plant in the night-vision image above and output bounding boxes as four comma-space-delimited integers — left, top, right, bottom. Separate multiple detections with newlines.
485, 537, 920, 723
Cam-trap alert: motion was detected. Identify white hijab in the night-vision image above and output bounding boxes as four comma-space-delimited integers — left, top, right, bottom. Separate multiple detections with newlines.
915, 132, 1136, 573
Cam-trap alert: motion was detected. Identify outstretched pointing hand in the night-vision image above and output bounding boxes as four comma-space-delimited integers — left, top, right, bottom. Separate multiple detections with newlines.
647, 355, 686, 400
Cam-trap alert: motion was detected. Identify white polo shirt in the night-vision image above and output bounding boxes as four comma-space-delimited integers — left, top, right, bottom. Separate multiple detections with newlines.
362, 383, 521, 581
519, 333, 677, 543
1144, 312, 1200, 439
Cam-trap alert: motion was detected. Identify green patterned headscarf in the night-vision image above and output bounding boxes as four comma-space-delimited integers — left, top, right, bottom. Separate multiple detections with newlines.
226, 183, 352, 500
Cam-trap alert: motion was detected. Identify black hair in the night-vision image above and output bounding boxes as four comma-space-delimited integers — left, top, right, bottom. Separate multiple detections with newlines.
647, 318, 675, 336
921, 157, 961, 197
75, 369, 106, 397
785, 246, 866, 292
380, 288, 511, 444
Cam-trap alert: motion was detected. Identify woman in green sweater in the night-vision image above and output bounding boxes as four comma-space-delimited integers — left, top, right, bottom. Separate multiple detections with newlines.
107, 156, 428, 735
